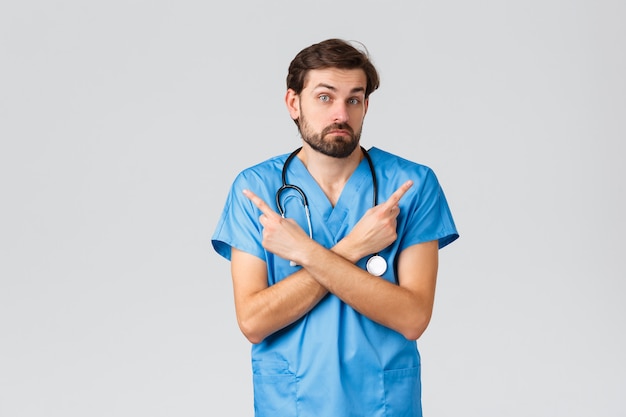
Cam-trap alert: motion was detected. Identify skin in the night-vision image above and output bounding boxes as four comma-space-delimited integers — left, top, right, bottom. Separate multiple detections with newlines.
231, 68, 439, 344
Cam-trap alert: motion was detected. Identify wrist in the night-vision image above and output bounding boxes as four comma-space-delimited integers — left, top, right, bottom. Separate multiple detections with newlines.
332, 238, 361, 264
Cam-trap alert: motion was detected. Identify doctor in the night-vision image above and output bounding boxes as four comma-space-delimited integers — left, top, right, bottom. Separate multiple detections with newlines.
212, 38, 459, 417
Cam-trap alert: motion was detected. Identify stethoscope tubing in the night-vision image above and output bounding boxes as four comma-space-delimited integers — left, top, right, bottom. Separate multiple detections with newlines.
275, 147, 387, 276
276, 146, 376, 215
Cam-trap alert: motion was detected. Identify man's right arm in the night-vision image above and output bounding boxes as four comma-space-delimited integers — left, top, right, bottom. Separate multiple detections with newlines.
230, 248, 328, 344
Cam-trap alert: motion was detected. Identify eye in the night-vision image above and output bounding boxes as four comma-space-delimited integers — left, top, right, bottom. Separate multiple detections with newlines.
348, 98, 361, 105
319, 94, 331, 102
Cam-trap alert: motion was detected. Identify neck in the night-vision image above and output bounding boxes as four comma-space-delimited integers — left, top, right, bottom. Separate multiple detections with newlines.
297, 144, 363, 206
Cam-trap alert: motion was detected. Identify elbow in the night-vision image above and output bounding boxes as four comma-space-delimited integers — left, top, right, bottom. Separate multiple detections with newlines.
242, 330, 264, 345
237, 317, 266, 345
402, 327, 426, 341
400, 312, 432, 341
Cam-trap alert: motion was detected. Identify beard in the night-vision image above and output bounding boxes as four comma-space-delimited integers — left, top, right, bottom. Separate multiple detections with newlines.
298, 114, 361, 159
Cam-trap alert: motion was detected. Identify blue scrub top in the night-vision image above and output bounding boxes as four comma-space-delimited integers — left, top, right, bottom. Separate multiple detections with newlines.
212, 147, 459, 417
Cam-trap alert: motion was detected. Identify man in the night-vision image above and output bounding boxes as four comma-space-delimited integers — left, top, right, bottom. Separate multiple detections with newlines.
212, 38, 459, 417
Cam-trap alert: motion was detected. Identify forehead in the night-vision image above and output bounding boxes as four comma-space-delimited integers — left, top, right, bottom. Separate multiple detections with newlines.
302, 68, 367, 93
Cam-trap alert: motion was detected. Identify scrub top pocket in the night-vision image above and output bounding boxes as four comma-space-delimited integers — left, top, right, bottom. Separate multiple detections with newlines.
252, 359, 298, 417
383, 366, 422, 417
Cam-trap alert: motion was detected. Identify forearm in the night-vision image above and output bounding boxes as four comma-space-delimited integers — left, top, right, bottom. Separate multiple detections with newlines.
235, 243, 359, 344
299, 240, 438, 340
236, 268, 327, 344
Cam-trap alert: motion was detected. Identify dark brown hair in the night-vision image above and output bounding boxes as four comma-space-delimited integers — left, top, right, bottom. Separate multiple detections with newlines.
286, 39, 380, 98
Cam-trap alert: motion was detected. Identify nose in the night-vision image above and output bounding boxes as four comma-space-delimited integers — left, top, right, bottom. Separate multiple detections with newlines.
332, 102, 349, 124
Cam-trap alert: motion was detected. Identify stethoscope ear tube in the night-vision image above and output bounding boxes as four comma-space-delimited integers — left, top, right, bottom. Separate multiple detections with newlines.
361, 146, 386, 275
276, 184, 309, 217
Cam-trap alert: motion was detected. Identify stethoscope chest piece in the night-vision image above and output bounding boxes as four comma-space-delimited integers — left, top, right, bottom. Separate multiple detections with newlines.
366, 255, 387, 276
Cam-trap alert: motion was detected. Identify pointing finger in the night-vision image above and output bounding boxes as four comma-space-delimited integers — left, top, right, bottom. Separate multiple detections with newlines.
382, 180, 413, 208
242, 189, 277, 217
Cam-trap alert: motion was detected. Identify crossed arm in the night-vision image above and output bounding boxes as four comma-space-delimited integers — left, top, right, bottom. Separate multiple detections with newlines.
231, 180, 439, 344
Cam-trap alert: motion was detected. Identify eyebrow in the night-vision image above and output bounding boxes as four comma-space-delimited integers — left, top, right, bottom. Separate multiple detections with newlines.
313, 83, 366, 95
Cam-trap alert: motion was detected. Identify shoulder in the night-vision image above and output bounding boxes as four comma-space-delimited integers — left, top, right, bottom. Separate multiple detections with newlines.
367, 147, 437, 181
232, 152, 290, 186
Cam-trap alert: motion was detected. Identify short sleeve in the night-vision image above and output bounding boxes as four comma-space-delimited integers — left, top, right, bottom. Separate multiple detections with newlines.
400, 168, 459, 250
211, 171, 266, 262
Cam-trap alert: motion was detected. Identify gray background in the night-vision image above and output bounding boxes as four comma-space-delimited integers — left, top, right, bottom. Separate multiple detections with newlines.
1, 1, 624, 416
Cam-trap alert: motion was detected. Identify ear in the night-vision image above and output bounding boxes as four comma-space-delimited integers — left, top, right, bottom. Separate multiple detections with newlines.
285, 89, 300, 121
364, 97, 369, 116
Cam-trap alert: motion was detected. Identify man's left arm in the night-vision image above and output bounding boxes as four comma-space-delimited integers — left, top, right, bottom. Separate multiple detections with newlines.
298, 239, 439, 341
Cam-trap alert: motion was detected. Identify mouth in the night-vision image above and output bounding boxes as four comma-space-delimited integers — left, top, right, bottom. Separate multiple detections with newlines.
327, 129, 350, 136
325, 124, 353, 134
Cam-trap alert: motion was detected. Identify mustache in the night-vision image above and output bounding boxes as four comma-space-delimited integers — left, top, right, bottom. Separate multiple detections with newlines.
321, 123, 354, 136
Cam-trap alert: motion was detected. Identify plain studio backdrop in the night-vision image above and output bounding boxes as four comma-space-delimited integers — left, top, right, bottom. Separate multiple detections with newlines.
1, 1, 624, 416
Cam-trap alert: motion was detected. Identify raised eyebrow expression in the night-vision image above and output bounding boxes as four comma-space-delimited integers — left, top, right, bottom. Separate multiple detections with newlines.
313, 83, 366, 100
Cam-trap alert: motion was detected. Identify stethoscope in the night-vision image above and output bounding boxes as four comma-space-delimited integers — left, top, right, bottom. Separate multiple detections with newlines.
275, 146, 388, 276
